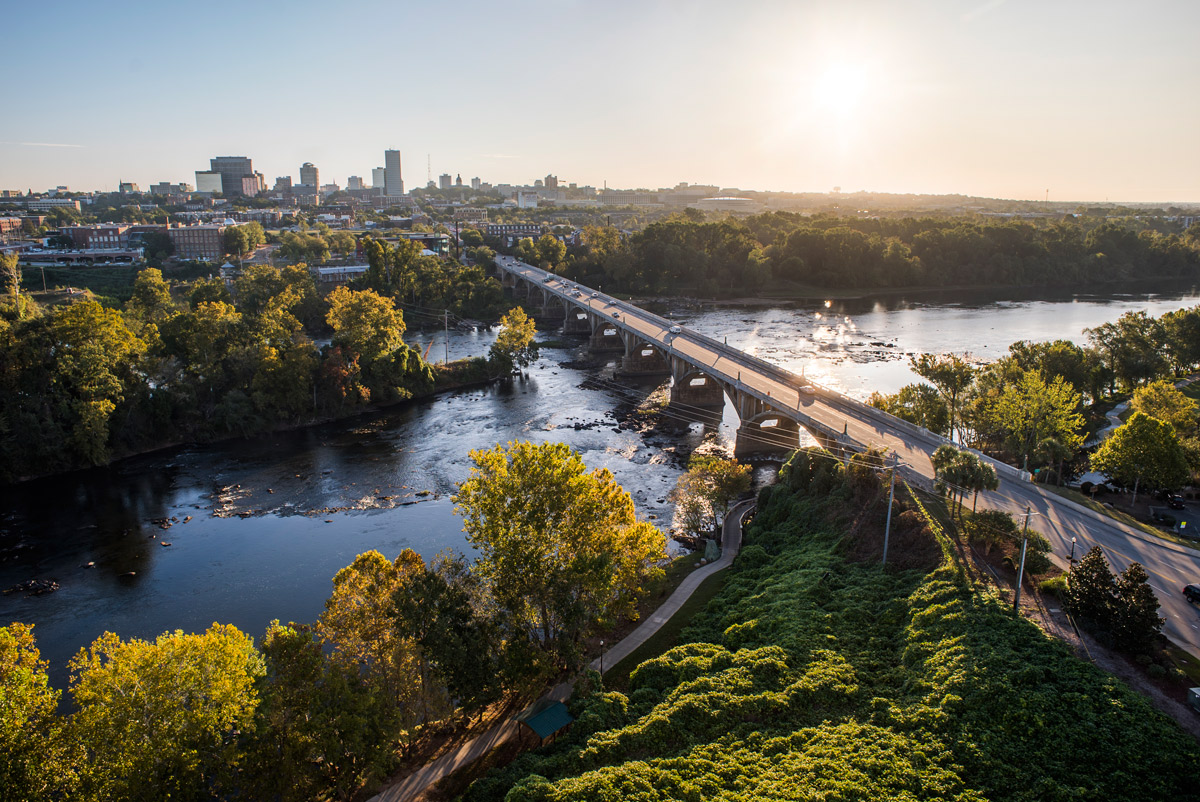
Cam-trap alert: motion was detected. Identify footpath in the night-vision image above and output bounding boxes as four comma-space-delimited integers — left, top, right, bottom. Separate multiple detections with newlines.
367, 498, 754, 802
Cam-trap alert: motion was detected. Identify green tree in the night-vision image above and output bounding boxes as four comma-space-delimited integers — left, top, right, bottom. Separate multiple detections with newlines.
1091, 411, 1189, 496
1, 251, 20, 297
868, 383, 950, 436
68, 624, 265, 802
910, 353, 975, 442
326, 285, 406, 363
327, 231, 356, 256
0, 623, 75, 801
1064, 546, 1117, 631
223, 225, 249, 257
126, 266, 176, 325
488, 306, 539, 375
987, 371, 1084, 471
1111, 562, 1164, 653
684, 453, 753, 522
454, 441, 667, 668
1129, 379, 1197, 437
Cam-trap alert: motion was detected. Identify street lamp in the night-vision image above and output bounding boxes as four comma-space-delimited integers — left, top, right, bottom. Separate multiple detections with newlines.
599, 639, 605, 675
1069, 537, 1077, 566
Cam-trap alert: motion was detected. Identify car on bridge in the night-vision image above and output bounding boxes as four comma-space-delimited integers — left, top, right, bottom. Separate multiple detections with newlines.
1184, 584, 1200, 603
669, 325, 682, 334
611, 311, 620, 318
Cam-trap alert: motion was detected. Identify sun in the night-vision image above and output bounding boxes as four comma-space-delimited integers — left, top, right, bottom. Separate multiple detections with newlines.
813, 63, 869, 118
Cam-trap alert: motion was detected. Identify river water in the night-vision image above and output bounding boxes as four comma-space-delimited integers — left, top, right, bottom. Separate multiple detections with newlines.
4, 281, 1199, 687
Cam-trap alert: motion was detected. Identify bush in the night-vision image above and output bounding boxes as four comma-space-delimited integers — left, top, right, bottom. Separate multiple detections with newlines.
1039, 576, 1068, 597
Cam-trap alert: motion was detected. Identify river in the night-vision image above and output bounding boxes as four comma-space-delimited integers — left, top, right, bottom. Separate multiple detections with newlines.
3, 280, 1199, 688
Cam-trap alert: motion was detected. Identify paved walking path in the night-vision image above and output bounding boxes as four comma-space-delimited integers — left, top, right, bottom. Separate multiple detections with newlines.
367, 500, 753, 802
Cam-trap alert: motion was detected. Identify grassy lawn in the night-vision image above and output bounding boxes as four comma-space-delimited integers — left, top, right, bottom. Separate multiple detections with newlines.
1039, 484, 1200, 551
602, 569, 730, 691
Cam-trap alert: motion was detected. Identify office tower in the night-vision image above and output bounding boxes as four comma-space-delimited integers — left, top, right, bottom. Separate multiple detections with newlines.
372, 167, 386, 189
384, 149, 403, 196
209, 156, 254, 196
545, 174, 558, 189
438, 173, 452, 190
347, 176, 365, 190
471, 176, 481, 190
300, 162, 319, 187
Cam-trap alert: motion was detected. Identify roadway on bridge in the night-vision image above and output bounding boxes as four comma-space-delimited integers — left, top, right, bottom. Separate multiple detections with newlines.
497, 256, 1200, 655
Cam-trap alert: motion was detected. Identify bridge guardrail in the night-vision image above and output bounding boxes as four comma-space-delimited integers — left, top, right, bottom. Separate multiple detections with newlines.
501, 260, 1031, 483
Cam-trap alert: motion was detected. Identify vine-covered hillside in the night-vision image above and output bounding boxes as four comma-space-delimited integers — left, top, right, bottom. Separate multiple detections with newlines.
466, 450, 1200, 801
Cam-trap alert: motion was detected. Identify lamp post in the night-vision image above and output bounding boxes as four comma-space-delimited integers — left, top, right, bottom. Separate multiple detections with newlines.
1069, 536, 1077, 566
599, 639, 605, 675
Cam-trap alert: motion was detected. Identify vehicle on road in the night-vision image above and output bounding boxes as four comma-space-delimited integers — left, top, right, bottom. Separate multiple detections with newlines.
1184, 584, 1200, 603
798, 385, 815, 395
571, 290, 582, 297
611, 311, 620, 318
591, 291, 599, 297
542, 276, 553, 283
668, 325, 682, 334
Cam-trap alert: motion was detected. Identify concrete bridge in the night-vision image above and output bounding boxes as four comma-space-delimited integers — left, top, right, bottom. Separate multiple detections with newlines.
494, 255, 1200, 658
495, 254, 983, 462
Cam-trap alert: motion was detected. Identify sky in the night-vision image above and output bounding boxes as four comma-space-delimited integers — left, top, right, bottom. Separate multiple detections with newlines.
2, 0, 1198, 202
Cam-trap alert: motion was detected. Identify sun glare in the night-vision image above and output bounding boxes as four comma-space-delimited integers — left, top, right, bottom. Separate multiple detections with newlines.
813, 63, 869, 118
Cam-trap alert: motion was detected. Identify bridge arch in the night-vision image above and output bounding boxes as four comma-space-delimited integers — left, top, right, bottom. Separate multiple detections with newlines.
669, 369, 728, 410
589, 321, 625, 352
620, 341, 671, 376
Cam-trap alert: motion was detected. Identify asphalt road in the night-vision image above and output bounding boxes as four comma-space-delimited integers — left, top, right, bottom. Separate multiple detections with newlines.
497, 256, 1200, 656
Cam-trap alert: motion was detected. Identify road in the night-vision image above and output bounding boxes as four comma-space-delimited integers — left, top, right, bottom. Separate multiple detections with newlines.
496, 256, 1200, 655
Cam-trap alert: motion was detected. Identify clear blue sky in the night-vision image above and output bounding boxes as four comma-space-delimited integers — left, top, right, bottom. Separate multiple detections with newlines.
2, 0, 1198, 202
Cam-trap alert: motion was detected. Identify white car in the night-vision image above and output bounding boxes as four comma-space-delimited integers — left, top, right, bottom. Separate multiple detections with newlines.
668, 325, 682, 334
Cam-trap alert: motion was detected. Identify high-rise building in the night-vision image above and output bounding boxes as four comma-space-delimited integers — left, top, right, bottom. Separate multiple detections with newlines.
545, 174, 558, 190
438, 173, 452, 190
471, 177, 481, 190
300, 162, 319, 187
195, 171, 223, 194
274, 176, 293, 192
372, 167, 386, 190
384, 150, 403, 196
347, 176, 365, 191
210, 156, 254, 196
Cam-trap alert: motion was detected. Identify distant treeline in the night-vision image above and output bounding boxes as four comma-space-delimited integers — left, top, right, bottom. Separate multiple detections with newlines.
547, 213, 1200, 295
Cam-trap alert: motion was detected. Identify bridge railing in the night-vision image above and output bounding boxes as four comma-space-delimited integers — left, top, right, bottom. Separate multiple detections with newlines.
499, 260, 1031, 483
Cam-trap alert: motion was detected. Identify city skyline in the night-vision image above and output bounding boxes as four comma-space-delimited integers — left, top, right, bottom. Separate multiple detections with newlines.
2, 0, 1199, 202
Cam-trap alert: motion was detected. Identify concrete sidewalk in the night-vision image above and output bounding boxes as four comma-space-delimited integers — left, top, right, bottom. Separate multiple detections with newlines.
368, 499, 753, 802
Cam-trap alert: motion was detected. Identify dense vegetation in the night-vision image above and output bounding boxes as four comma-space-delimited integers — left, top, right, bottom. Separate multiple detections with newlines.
0, 256, 531, 481
0, 442, 666, 801
871, 304, 1200, 488
464, 448, 1200, 801
531, 213, 1200, 297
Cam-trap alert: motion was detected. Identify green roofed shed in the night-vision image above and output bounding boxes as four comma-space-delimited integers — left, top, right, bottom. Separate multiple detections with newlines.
514, 699, 573, 741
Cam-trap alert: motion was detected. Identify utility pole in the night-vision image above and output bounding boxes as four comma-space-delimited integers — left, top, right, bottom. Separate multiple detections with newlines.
443, 309, 449, 364
882, 453, 897, 565
1013, 506, 1031, 611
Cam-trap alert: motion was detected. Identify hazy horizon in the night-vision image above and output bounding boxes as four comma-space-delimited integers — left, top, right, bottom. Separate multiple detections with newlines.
3, 0, 1198, 204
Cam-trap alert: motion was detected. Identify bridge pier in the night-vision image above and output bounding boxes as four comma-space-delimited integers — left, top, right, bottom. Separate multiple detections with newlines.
589, 321, 625, 352
563, 309, 591, 335
734, 416, 801, 458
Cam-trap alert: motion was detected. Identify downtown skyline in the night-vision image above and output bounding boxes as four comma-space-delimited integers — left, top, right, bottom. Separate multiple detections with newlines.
2, 0, 1199, 203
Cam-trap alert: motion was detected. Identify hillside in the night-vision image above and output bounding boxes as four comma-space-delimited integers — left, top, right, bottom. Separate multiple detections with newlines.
463, 449, 1200, 801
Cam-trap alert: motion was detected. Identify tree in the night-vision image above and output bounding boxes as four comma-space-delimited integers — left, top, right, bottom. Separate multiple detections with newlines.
868, 382, 950, 436
316, 549, 439, 737
1, 251, 20, 296
453, 441, 666, 668
1091, 411, 1189, 497
910, 354, 975, 442
327, 231, 356, 257
223, 225, 249, 257
1064, 546, 1117, 629
1129, 379, 1198, 437
126, 266, 176, 325
684, 453, 752, 522
0, 623, 75, 801
391, 551, 502, 716
987, 371, 1084, 471
488, 307, 539, 375
1111, 562, 1164, 653
68, 624, 264, 802
326, 285, 406, 363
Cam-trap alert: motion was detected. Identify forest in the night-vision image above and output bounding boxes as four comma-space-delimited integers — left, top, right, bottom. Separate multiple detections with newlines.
462, 448, 1200, 801
542, 213, 1200, 296
0, 241, 520, 482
